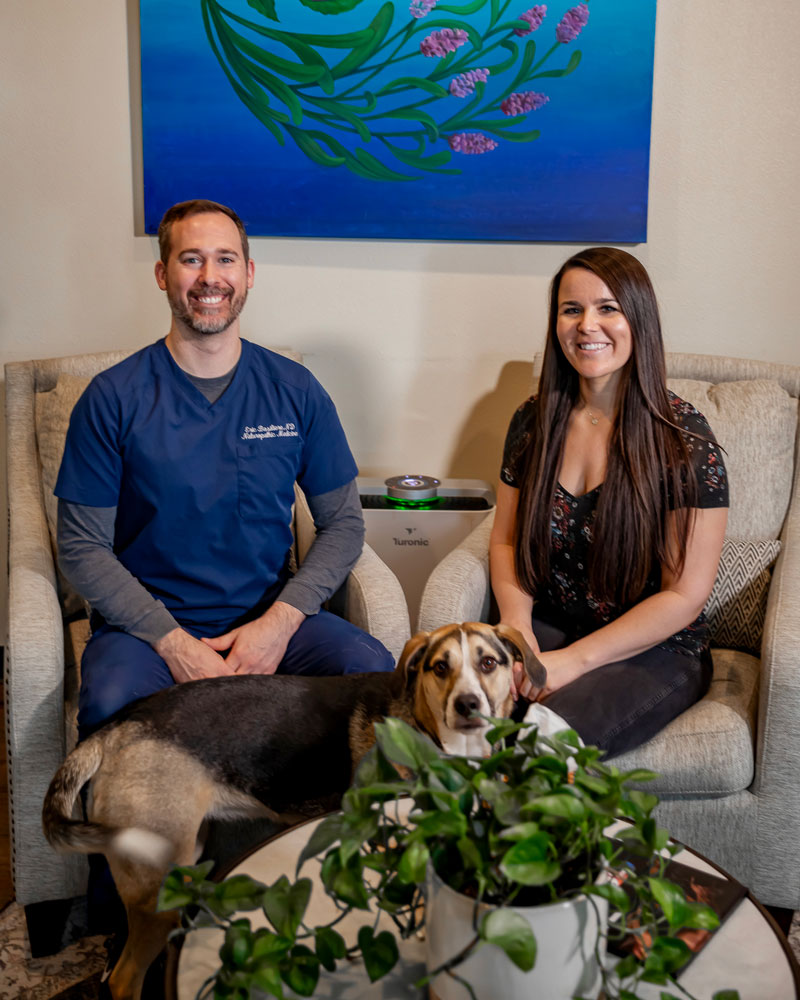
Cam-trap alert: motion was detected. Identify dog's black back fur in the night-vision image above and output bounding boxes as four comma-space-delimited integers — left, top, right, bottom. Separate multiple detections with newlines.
112, 671, 407, 813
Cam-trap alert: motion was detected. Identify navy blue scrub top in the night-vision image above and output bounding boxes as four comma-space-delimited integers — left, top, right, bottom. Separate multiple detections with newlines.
55, 339, 358, 632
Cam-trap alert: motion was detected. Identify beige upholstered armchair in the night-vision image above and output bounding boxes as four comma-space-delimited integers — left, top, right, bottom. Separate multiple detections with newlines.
418, 353, 800, 910
4, 349, 411, 942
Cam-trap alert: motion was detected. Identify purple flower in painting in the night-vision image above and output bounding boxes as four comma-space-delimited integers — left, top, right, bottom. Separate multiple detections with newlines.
420, 28, 469, 58
448, 132, 499, 154
409, 0, 437, 18
514, 5, 547, 36
449, 68, 490, 97
556, 2, 589, 43
501, 91, 549, 116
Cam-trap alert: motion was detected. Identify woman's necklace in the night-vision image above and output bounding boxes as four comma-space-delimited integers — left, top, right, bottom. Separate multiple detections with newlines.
586, 408, 600, 426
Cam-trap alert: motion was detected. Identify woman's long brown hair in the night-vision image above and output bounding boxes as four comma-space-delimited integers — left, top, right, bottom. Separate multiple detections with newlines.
514, 247, 698, 608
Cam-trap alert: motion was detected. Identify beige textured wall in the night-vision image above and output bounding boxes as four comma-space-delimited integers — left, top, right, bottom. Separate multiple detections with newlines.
2, 0, 799, 638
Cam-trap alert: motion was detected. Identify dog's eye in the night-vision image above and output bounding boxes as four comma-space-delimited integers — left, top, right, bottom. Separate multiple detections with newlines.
479, 656, 497, 673
432, 661, 449, 678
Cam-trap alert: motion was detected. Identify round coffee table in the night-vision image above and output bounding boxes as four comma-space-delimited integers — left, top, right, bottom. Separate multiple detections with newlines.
168, 810, 800, 1000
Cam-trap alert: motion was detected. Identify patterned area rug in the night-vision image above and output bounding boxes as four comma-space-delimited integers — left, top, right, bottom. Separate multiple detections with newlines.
1, 900, 800, 998
0, 903, 105, 999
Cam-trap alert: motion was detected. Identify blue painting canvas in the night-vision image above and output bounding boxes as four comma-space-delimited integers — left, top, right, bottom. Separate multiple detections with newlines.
140, 0, 657, 242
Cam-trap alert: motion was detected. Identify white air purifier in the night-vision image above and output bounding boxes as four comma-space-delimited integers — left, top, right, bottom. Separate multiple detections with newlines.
358, 475, 496, 632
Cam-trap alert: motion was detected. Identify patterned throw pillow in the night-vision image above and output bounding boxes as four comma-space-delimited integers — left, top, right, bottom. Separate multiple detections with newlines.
705, 539, 781, 655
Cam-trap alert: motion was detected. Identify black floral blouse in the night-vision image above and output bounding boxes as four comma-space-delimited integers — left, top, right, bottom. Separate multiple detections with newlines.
500, 393, 729, 656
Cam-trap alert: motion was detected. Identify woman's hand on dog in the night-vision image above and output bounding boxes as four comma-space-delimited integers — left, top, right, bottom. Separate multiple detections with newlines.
513, 645, 584, 701
154, 627, 236, 683
201, 601, 306, 675
528, 648, 586, 700
506, 623, 541, 700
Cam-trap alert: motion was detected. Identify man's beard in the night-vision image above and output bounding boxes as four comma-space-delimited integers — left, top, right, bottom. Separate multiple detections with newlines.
168, 284, 248, 335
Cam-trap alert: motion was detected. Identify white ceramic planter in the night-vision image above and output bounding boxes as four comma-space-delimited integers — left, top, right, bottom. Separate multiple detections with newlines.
425, 868, 608, 1000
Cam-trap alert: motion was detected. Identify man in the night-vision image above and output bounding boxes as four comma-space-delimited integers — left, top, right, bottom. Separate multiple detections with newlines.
56, 199, 394, 739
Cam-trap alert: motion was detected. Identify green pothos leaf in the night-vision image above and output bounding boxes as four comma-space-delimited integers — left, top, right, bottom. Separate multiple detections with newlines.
480, 907, 536, 971
358, 926, 399, 982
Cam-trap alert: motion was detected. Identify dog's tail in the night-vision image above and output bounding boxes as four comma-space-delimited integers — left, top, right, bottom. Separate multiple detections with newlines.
42, 733, 172, 868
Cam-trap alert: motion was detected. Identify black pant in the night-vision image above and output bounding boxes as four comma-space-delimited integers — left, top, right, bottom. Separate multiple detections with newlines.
533, 615, 712, 759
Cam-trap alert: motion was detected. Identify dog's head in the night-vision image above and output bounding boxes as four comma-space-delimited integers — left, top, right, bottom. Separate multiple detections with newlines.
396, 623, 547, 756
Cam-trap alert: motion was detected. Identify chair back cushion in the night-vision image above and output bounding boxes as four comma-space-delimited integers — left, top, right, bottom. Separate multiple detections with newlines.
666, 376, 797, 654
36, 374, 93, 615
666, 377, 796, 540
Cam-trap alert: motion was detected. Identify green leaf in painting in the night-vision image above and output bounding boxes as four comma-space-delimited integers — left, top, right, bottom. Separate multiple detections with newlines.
298, 0, 371, 13
247, 0, 279, 22
330, 3, 394, 79
377, 76, 449, 99
437, 0, 492, 15
382, 107, 440, 142
385, 143, 459, 174
532, 49, 583, 79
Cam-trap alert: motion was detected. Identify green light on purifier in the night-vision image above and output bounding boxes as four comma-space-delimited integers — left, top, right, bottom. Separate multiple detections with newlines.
384, 496, 440, 510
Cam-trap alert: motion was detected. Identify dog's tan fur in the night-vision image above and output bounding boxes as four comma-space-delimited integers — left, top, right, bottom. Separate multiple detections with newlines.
43, 622, 545, 999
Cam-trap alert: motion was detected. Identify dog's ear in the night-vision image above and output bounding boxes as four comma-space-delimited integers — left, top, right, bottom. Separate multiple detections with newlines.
493, 624, 547, 693
395, 631, 431, 689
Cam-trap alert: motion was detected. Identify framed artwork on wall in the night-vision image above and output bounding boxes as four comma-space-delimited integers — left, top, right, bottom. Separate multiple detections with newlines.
140, 0, 657, 242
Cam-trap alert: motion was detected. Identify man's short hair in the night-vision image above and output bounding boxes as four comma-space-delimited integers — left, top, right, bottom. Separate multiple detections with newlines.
157, 200, 250, 264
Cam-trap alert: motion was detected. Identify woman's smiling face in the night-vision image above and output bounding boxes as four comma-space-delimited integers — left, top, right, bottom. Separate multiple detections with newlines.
555, 267, 633, 392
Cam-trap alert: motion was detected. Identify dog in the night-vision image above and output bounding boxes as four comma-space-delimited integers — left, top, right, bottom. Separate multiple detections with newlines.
42, 622, 546, 1000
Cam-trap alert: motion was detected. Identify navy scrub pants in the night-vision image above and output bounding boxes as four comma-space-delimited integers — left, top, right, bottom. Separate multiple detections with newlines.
78, 609, 394, 738
532, 614, 713, 759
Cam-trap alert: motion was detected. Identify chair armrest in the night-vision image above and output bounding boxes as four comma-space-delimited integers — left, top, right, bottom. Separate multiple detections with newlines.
417, 510, 495, 631
4, 361, 86, 904
747, 460, 800, 902
754, 472, 800, 794
343, 544, 411, 662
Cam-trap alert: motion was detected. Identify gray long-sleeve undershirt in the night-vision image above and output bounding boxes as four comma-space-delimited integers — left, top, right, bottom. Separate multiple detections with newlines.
57, 479, 365, 645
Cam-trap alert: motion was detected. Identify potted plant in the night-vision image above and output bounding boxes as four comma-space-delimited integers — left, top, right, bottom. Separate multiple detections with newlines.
159, 716, 741, 1000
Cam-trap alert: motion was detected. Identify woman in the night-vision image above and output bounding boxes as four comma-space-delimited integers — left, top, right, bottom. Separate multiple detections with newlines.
490, 248, 728, 757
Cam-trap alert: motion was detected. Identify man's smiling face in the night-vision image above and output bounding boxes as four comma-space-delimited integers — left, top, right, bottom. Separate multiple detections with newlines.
155, 211, 254, 336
